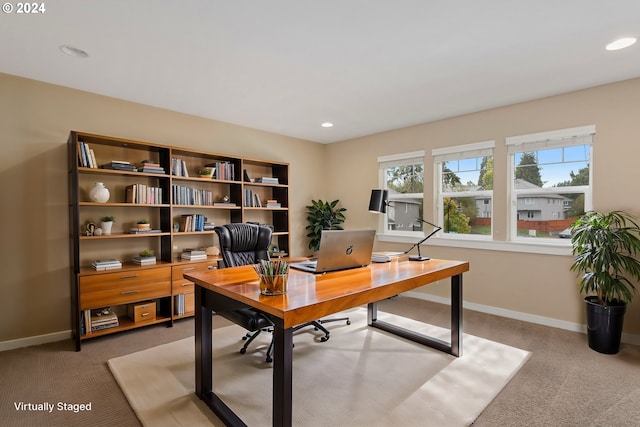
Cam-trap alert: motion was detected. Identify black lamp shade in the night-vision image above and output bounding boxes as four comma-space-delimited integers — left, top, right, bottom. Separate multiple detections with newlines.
369, 189, 388, 213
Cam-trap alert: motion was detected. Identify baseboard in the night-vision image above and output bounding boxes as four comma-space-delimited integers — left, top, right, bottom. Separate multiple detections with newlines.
0, 330, 72, 352
4, 296, 640, 351
404, 291, 640, 347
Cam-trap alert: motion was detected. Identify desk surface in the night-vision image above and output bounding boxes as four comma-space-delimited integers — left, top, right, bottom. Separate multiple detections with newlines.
186, 259, 469, 328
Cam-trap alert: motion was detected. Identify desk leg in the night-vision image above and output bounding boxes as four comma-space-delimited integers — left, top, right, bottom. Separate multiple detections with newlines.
368, 273, 463, 357
195, 286, 211, 398
272, 319, 293, 427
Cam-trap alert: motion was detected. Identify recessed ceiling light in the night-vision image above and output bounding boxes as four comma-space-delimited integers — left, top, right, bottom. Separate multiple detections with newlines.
605, 37, 637, 51
321, 122, 334, 128
59, 45, 89, 58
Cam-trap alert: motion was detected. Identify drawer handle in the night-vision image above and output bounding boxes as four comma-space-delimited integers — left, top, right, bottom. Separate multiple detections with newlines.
141, 312, 150, 317
119, 274, 139, 280
120, 290, 139, 295
181, 283, 192, 287
182, 267, 196, 271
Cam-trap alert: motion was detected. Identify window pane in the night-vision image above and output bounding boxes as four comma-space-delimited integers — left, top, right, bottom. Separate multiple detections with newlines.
441, 196, 491, 236
386, 197, 423, 232
385, 163, 423, 194
513, 144, 590, 188
515, 192, 584, 238
442, 156, 493, 191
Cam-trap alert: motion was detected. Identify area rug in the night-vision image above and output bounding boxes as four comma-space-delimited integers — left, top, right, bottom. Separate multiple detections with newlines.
108, 308, 530, 427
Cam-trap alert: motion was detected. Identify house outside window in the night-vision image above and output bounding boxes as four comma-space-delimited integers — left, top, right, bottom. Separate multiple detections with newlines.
376, 151, 425, 237
507, 125, 594, 241
433, 141, 495, 239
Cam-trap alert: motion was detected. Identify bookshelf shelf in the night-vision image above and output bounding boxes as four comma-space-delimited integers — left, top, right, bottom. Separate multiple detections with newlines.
69, 131, 290, 350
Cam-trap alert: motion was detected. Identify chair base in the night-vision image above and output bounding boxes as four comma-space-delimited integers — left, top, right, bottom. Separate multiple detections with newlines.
294, 316, 351, 342
240, 328, 274, 362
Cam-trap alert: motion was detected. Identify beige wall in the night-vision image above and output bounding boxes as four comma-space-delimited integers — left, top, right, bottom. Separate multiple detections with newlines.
0, 73, 327, 342
325, 77, 640, 338
2, 72, 640, 345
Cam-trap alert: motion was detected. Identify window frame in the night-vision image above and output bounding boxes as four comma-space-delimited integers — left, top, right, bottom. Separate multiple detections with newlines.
506, 125, 594, 243
433, 140, 495, 241
376, 151, 425, 238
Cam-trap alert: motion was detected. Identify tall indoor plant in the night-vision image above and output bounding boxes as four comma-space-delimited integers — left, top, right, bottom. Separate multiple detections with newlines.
570, 210, 640, 354
305, 199, 347, 251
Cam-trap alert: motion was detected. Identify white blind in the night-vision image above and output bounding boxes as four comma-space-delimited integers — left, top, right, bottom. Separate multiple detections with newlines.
432, 140, 495, 163
506, 125, 595, 154
378, 150, 425, 169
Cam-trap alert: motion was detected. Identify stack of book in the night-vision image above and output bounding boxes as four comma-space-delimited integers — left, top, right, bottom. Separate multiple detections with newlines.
90, 308, 119, 332
100, 160, 138, 172
140, 161, 166, 174
92, 259, 122, 270
266, 199, 281, 208
181, 249, 207, 261
254, 177, 279, 184
132, 256, 157, 265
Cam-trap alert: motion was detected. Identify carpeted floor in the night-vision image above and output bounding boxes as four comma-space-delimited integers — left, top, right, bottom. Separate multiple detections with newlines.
1, 296, 640, 426
107, 307, 530, 426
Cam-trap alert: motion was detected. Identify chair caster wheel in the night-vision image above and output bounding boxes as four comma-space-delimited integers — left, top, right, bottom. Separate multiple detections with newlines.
320, 335, 329, 342
346, 320, 351, 325
266, 356, 272, 363
240, 348, 247, 354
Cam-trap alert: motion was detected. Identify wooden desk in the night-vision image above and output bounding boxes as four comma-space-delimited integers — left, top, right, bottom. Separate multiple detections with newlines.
186, 258, 469, 427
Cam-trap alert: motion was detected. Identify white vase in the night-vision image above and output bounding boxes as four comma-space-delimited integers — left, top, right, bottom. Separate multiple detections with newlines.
101, 221, 113, 235
89, 182, 110, 203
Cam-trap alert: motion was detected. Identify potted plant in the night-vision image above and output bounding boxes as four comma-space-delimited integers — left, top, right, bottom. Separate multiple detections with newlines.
136, 218, 150, 231
305, 199, 347, 251
99, 216, 115, 235
198, 168, 213, 178
570, 210, 640, 354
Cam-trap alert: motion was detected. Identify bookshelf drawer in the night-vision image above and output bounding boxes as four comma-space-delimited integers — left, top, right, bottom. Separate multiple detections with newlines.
128, 301, 156, 323
79, 267, 171, 310
171, 261, 218, 281
80, 281, 170, 310
172, 281, 195, 294
80, 267, 171, 294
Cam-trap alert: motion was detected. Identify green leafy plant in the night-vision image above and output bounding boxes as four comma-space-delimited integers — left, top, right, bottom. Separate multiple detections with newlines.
570, 210, 640, 305
99, 216, 115, 222
305, 199, 347, 251
139, 249, 155, 258
198, 168, 212, 176
137, 218, 149, 224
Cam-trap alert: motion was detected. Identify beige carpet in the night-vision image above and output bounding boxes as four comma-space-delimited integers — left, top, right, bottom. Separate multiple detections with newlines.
108, 308, 530, 427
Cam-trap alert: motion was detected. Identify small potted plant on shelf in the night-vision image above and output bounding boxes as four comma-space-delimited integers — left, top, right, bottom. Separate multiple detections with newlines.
136, 218, 151, 231
198, 168, 213, 179
133, 249, 156, 265
305, 199, 347, 252
570, 210, 640, 354
99, 216, 115, 235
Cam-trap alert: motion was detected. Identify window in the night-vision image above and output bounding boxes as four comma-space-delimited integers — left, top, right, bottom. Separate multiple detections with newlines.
377, 151, 425, 236
433, 141, 495, 238
507, 125, 594, 241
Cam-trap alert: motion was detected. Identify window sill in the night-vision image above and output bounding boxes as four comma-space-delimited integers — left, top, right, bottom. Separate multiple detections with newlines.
376, 233, 572, 256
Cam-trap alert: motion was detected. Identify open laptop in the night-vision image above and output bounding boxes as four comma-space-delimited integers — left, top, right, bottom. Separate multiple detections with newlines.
290, 229, 376, 274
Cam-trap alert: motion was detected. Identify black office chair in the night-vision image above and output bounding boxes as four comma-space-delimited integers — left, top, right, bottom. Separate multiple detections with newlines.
214, 223, 275, 362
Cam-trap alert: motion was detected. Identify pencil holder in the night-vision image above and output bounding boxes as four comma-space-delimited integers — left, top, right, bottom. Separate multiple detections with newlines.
254, 260, 289, 295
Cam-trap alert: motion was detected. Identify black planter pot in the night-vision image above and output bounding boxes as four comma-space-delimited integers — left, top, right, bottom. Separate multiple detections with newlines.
585, 295, 626, 354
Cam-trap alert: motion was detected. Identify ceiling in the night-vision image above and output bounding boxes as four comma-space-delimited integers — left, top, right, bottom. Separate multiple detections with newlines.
1, 1, 639, 143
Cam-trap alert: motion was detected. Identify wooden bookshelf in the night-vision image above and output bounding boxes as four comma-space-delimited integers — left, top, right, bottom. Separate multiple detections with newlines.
68, 131, 290, 350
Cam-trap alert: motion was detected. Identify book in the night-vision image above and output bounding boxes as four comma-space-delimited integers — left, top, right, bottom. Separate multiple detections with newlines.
133, 256, 157, 265
129, 228, 162, 234
254, 177, 279, 184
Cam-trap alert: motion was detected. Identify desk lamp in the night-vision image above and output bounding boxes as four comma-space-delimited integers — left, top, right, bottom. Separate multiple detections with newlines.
368, 189, 442, 261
